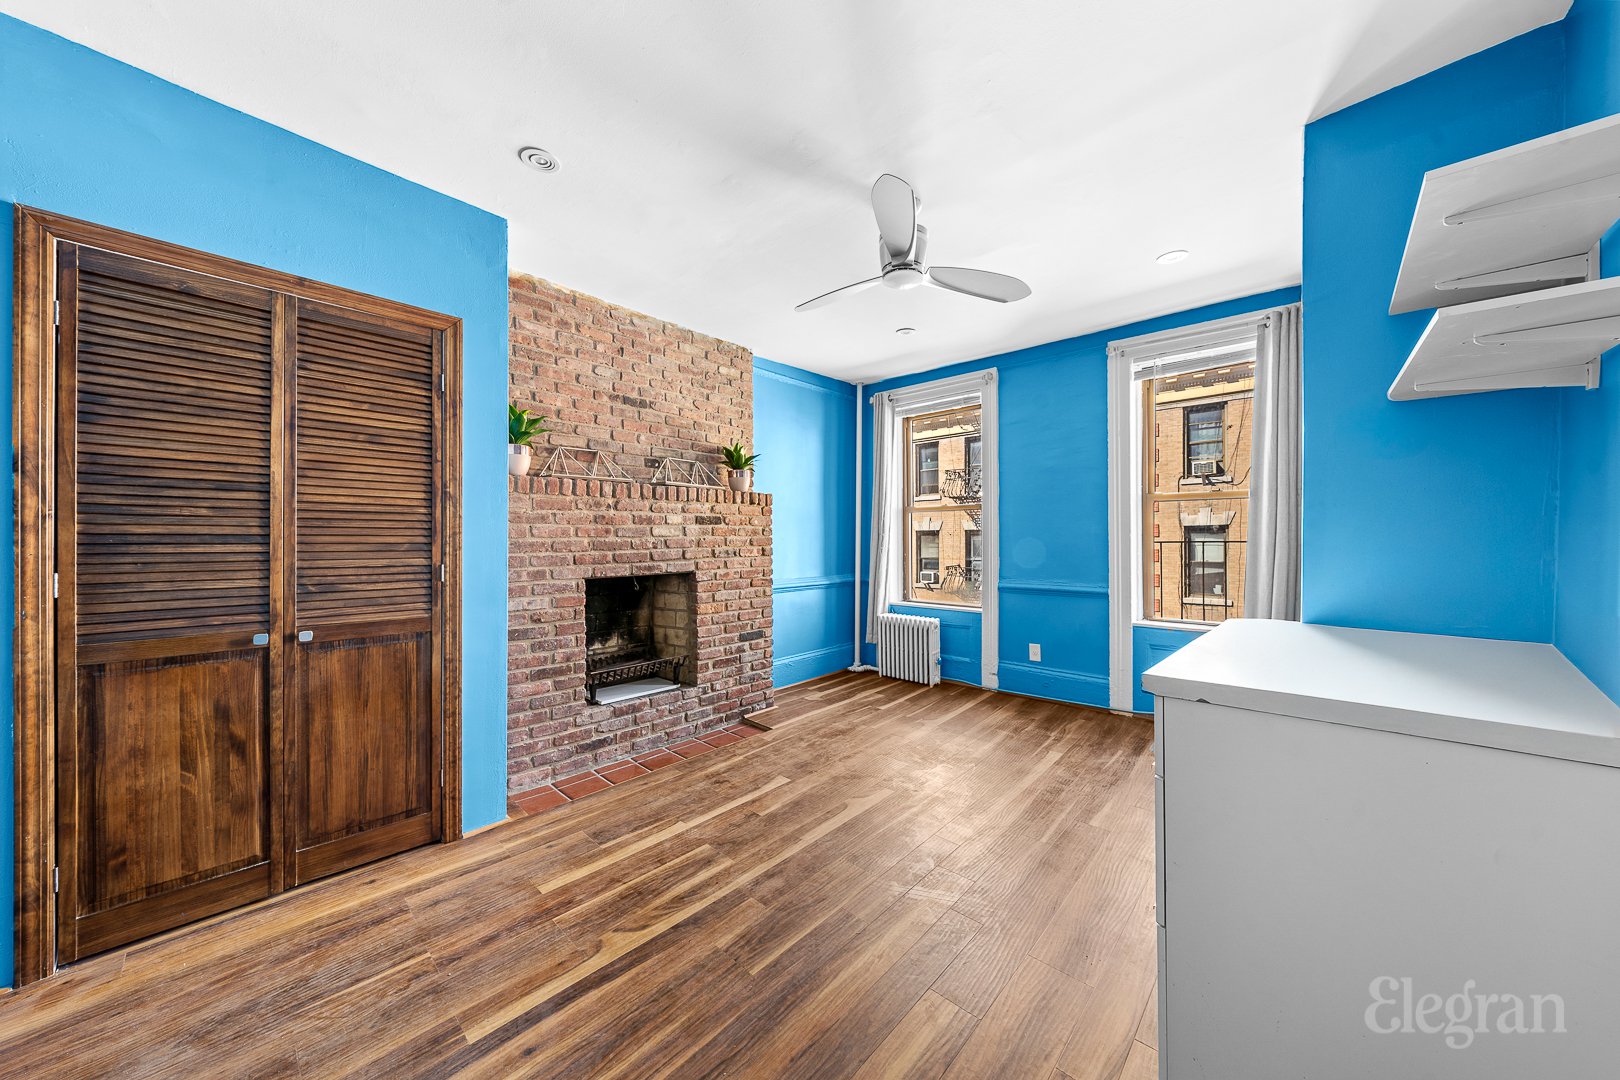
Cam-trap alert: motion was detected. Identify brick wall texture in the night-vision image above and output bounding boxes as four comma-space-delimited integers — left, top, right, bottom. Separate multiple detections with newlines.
509, 272, 754, 475
507, 274, 772, 794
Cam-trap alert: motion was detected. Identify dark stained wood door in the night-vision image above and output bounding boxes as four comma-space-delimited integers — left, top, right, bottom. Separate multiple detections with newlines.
56, 245, 282, 962
288, 300, 442, 884
53, 242, 447, 963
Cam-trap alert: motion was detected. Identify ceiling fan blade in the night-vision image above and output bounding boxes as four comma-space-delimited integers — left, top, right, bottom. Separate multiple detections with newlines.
795, 276, 883, 312
927, 266, 1032, 303
872, 174, 917, 263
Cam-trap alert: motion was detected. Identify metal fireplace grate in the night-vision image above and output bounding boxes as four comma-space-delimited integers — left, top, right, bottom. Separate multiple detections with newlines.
586, 654, 686, 704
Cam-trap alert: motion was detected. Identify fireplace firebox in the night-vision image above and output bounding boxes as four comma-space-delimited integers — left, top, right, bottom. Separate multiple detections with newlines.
584, 573, 698, 704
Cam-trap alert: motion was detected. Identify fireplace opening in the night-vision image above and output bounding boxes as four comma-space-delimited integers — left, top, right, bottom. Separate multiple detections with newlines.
584, 573, 697, 705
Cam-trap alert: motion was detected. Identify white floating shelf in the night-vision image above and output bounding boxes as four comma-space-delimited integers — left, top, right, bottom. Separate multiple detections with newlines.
1388, 277, 1620, 400
1389, 112, 1620, 315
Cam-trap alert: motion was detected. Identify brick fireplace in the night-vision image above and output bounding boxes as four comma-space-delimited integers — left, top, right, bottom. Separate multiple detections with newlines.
507, 273, 773, 794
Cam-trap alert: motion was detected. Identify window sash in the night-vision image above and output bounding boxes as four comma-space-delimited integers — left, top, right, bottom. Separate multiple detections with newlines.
902, 405, 983, 608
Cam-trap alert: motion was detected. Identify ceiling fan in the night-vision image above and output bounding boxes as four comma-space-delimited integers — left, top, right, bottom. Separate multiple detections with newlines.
795, 173, 1032, 312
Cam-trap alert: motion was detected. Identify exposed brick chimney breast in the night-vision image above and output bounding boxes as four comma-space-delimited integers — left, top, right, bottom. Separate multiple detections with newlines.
507, 273, 772, 794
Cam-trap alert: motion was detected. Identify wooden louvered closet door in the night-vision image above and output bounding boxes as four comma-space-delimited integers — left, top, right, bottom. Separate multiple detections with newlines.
52, 239, 447, 962
56, 245, 281, 961
288, 300, 441, 884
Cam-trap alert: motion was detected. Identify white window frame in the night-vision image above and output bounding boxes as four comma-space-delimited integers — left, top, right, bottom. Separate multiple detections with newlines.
1106, 310, 1270, 711
877, 369, 1000, 688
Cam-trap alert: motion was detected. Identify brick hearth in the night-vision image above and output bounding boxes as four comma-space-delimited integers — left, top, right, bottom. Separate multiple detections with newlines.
506, 273, 773, 795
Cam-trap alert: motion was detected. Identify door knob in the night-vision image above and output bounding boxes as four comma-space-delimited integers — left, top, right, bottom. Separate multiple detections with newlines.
297, 630, 313, 643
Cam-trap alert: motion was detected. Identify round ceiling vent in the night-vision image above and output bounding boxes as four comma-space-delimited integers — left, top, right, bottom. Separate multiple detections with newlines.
517, 146, 559, 172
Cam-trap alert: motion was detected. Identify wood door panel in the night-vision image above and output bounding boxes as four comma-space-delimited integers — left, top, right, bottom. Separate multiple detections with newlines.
290, 300, 441, 884
74, 650, 271, 916
58, 245, 279, 963
296, 632, 432, 850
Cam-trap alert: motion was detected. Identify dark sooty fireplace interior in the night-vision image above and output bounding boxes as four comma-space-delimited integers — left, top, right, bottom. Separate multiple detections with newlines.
584, 573, 697, 704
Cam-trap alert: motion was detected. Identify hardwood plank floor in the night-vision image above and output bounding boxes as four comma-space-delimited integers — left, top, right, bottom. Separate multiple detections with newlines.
0, 673, 1158, 1079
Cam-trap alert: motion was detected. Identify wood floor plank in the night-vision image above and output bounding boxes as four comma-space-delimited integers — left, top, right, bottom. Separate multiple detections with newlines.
850, 989, 980, 1080
939, 956, 1096, 1080
0, 675, 1157, 1079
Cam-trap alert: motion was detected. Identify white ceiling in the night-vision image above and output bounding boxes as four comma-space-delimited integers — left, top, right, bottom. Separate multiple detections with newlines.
4, 0, 1571, 381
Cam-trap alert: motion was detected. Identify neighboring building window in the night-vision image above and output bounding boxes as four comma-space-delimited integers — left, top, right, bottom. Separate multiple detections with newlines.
916, 531, 941, 586
1184, 403, 1224, 477
1141, 359, 1254, 624
915, 441, 940, 496
905, 405, 982, 606
1182, 525, 1228, 604
966, 435, 982, 471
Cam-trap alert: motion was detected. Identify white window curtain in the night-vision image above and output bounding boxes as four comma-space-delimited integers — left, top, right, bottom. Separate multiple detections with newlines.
1245, 303, 1303, 620
865, 390, 904, 642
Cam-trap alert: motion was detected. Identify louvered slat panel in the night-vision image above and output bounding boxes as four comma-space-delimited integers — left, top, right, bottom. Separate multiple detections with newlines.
74, 250, 274, 646
295, 305, 436, 626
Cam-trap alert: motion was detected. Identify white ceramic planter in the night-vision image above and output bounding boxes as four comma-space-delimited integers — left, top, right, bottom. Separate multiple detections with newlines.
727, 469, 753, 493
508, 444, 532, 476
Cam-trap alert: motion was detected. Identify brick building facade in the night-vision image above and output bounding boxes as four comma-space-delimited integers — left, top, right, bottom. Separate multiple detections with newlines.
1147, 363, 1254, 622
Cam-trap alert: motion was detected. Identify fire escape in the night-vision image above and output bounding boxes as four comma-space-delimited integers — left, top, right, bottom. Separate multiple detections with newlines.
939, 420, 983, 592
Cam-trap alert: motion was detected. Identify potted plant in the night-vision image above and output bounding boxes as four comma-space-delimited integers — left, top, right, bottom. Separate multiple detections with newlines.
720, 441, 760, 492
509, 404, 548, 476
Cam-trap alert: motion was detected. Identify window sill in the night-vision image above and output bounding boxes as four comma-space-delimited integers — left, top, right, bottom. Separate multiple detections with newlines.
1133, 617, 1218, 631
898, 599, 983, 614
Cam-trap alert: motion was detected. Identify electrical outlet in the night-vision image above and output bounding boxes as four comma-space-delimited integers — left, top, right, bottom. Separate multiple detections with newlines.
1028, 643, 1041, 662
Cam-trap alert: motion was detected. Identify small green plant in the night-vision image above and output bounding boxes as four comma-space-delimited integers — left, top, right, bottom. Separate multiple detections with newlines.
719, 442, 759, 472
509, 404, 548, 447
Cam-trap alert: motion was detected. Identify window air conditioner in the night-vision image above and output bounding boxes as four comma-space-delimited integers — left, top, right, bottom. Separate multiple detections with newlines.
920, 570, 939, 584
1191, 460, 1219, 477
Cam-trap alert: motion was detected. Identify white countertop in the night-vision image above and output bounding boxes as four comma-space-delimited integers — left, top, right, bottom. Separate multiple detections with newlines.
1141, 619, 1620, 768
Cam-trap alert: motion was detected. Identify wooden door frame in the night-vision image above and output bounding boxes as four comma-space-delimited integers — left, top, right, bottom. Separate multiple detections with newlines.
12, 206, 465, 986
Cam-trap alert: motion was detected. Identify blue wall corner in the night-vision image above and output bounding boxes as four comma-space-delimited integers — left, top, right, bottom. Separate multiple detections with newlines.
1301, 24, 1568, 643
1555, 0, 1620, 704
753, 358, 858, 688
0, 14, 511, 984
859, 287, 1300, 706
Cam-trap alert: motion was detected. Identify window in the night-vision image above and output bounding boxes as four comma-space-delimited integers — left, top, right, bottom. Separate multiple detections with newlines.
904, 405, 982, 606
1182, 525, 1228, 603
916, 531, 941, 585
1184, 403, 1224, 476
1109, 306, 1294, 710
915, 441, 940, 496
1142, 359, 1254, 624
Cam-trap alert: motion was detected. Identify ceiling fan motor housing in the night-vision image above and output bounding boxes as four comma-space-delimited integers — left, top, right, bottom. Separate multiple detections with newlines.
879, 224, 928, 288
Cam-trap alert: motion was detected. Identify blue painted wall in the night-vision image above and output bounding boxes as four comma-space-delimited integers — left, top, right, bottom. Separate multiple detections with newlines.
753, 358, 858, 687
858, 288, 1301, 705
0, 15, 511, 984
1301, 26, 1568, 641
1555, 0, 1620, 704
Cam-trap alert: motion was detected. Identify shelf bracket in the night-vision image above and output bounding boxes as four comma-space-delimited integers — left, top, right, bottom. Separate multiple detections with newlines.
1444, 170, 1620, 225
1435, 252, 1591, 291
1413, 358, 1600, 395
1474, 315, 1620, 347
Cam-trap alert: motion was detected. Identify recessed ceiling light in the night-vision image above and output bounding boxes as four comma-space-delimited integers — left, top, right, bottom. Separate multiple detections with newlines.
895, 327, 917, 335
517, 146, 559, 172
1156, 249, 1190, 265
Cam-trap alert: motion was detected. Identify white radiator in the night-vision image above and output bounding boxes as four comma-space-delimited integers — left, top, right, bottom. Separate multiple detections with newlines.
875, 612, 941, 686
